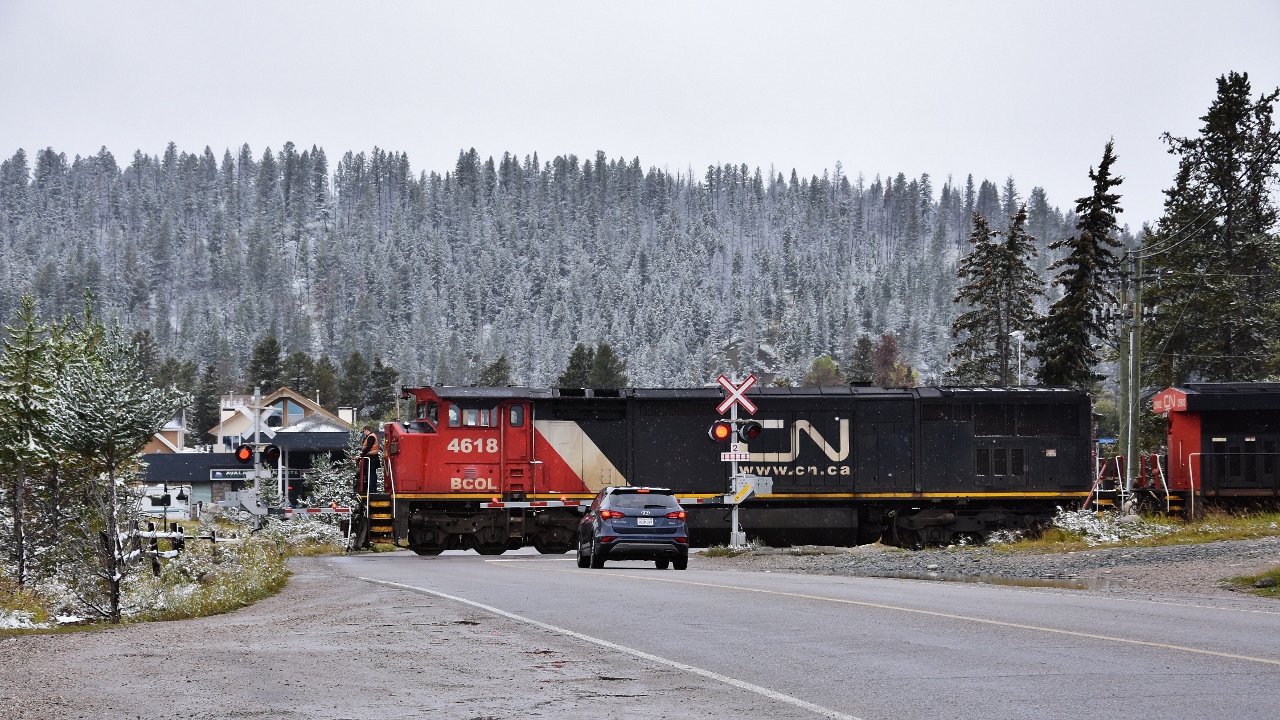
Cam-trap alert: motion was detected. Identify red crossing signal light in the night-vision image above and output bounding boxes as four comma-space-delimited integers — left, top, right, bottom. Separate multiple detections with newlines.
738, 420, 763, 442
708, 421, 733, 442
234, 445, 253, 464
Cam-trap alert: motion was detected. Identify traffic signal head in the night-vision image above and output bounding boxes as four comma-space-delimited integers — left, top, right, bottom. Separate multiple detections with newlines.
262, 444, 281, 467
708, 421, 734, 442
234, 445, 254, 464
738, 420, 763, 442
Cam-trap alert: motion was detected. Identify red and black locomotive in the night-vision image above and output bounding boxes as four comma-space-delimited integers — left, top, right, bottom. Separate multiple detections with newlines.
350, 384, 1094, 552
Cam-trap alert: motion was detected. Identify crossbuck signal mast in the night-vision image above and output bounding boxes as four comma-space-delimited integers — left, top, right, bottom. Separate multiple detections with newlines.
710, 375, 771, 547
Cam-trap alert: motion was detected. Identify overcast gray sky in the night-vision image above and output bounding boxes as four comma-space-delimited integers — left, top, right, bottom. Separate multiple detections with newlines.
1, 1, 1277, 225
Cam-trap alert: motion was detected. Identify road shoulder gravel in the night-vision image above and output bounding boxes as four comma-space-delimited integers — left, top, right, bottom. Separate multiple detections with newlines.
695, 536, 1280, 608
0, 555, 814, 720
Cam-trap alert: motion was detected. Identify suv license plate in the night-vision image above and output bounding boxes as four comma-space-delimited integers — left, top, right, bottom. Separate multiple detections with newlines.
637, 517, 654, 526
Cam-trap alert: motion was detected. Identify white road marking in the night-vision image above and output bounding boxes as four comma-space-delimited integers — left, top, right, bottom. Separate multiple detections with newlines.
359, 576, 860, 720
525, 568, 1280, 667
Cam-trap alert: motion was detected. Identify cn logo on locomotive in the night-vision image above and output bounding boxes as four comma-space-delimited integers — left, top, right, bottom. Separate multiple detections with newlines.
450, 477, 500, 491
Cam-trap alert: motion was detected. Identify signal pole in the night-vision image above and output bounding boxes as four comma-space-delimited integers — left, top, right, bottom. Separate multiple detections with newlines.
253, 386, 262, 493
729, 399, 745, 547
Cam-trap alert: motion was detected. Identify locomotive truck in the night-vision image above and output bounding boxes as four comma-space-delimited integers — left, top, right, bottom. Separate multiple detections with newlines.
351, 384, 1094, 552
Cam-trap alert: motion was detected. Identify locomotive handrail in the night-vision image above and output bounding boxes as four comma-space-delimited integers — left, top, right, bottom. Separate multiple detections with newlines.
1153, 455, 1171, 513
1187, 452, 1200, 519
385, 443, 397, 543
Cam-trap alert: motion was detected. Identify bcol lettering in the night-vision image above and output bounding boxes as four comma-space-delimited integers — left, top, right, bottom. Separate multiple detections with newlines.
450, 478, 500, 490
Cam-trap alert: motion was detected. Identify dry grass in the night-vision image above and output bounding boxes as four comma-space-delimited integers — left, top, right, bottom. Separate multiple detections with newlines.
0, 577, 53, 625
1228, 566, 1280, 598
700, 545, 747, 558
995, 508, 1280, 554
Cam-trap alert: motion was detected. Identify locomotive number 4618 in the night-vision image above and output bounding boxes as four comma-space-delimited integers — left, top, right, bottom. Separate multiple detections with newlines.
447, 438, 499, 453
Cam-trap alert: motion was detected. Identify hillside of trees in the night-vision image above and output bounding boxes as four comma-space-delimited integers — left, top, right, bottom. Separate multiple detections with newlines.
0, 141, 1089, 398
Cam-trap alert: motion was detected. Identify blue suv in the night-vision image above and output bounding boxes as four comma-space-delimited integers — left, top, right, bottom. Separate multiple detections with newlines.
577, 487, 689, 570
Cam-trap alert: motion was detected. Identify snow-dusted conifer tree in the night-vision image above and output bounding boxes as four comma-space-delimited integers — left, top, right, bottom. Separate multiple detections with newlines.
0, 295, 53, 587
50, 326, 188, 623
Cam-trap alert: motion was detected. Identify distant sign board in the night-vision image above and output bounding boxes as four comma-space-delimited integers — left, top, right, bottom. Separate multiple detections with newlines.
210, 469, 307, 481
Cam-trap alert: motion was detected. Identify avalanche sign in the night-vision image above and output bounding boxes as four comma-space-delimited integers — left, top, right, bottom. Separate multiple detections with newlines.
716, 374, 758, 415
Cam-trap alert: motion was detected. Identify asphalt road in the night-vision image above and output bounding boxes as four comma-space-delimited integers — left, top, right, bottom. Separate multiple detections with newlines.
340, 550, 1280, 720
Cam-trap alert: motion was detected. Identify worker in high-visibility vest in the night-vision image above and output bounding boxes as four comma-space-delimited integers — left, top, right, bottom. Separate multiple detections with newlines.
358, 425, 381, 493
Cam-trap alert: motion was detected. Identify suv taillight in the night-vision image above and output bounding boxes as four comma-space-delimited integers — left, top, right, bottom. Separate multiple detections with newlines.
599, 510, 623, 520
666, 511, 686, 520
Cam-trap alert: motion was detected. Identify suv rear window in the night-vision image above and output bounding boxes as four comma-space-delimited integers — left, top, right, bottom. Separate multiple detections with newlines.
607, 493, 680, 509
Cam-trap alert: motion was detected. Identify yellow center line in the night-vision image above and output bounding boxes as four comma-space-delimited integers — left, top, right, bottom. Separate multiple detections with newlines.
491, 563, 1280, 667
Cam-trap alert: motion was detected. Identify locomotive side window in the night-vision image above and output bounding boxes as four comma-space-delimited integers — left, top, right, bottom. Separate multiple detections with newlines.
509, 405, 524, 427
428, 401, 438, 425
448, 405, 461, 427
976, 448, 990, 476
459, 407, 500, 427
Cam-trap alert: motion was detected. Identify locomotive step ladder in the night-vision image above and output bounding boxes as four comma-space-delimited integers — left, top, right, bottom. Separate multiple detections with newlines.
365, 493, 396, 545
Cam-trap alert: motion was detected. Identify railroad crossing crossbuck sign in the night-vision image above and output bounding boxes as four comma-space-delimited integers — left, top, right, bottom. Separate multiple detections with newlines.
716, 374, 758, 415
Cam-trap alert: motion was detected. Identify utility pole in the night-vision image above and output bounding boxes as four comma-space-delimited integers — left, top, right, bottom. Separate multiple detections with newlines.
1117, 256, 1131, 492
1114, 249, 1153, 498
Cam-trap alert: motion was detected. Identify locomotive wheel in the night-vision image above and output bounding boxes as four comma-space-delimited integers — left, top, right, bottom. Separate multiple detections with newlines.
475, 544, 507, 556
411, 545, 444, 556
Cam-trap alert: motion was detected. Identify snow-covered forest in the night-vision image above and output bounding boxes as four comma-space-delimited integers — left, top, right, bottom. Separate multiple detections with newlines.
0, 143, 1092, 388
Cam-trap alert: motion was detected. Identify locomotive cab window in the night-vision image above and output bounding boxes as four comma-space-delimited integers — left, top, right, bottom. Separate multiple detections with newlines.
448, 404, 461, 427
416, 400, 439, 425
509, 405, 525, 427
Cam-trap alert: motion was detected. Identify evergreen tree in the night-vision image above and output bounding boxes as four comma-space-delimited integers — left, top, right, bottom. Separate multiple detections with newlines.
0, 295, 53, 587
281, 350, 315, 393
51, 331, 187, 622
247, 335, 284, 392
801, 355, 843, 387
191, 364, 222, 444
478, 355, 513, 386
949, 210, 1043, 385
301, 438, 358, 510
153, 357, 198, 395
557, 343, 594, 387
1035, 141, 1124, 388
365, 356, 399, 420
874, 333, 918, 387
130, 329, 158, 382
338, 351, 368, 412
844, 335, 876, 383
1145, 72, 1280, 384
588, 343, 628, 387
313, 355, 339, 410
